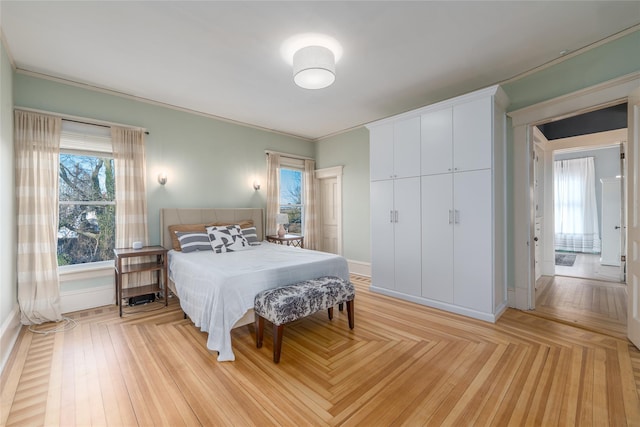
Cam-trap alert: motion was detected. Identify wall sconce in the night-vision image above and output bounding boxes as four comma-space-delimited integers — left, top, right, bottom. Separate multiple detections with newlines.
158, 172, 168, 185
253, 180, 261, 191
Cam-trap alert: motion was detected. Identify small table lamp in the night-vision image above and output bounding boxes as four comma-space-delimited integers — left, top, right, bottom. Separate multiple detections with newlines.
275, 213, 289, 237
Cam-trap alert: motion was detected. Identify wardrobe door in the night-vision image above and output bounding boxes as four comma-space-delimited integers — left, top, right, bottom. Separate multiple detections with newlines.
394, 177, 422, 296
394, 117, 421, 179
453, 169, 492, 313
453, 97, 492, 172
421, 174, 454, 303
371, 180, 395, 290
370, 123, 394, 181
421, 108, 453, 176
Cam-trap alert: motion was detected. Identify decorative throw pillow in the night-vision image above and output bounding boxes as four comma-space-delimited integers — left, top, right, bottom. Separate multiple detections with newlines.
168, 223, 213, 251
206, 225, 250, 253
174, 231, 212, 253
241, 226, 260, 245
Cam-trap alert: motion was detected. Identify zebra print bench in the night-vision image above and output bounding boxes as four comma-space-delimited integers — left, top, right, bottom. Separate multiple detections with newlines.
254, 276, 355, 363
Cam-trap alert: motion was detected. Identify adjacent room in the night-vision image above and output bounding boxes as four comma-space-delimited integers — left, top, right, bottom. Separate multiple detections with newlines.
1, 2, 639, 425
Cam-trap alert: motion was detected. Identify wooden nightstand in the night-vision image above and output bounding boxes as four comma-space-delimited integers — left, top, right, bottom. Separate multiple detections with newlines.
114, 246, 168, 317
266, 234, 304, 248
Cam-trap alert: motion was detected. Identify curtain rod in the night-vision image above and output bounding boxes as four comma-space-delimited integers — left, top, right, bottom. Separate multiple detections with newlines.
14, 107, 149, 135
265, 150, 314, 161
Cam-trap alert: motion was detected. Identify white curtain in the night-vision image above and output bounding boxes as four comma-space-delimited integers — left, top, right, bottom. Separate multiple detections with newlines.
554, 157, 601, 253
303, 159, 319, 250
266, 153, 280, 236
112, 127, 150, 287
15, 111, 63, 325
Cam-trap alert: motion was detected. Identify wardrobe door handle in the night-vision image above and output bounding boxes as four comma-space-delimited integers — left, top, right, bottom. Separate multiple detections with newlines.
454, 210, 460, 224
448, 209, 453, 224
390, 210, 393, 223
395, 210, 399, 223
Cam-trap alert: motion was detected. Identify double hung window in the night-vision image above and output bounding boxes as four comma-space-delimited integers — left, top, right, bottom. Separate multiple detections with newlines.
57, 122, 115, 266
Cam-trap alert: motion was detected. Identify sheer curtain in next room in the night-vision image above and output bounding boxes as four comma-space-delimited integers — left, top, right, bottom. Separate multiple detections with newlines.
554, 157, 601, 254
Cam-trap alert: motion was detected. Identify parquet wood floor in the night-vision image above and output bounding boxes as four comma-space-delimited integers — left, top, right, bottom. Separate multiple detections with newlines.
2, 274, 639, 426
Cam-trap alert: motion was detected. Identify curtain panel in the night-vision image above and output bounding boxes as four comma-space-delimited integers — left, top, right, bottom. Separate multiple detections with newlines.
15, 111, 63, 325
266, 153, 280, 236
112, 127, 150, 287
303, 159, 319, 250
554, 157, 601, 253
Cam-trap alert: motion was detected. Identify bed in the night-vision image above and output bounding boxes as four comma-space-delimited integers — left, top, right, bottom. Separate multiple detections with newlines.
159, 208, 350, 361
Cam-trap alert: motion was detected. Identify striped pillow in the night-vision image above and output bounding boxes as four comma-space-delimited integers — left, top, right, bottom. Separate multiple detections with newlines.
174, 231, 212, 253
241, 226, 260, 245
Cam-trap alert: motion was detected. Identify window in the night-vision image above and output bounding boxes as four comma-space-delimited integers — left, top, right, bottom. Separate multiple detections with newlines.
279, 167, 303, 234
57, 122, 115, 266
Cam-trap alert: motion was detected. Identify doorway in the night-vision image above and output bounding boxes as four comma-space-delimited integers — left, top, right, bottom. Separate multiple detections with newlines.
316, 166, 343, 255
509, 75, 640, 350
534, 134, 625, 283
530, 104, 628, 336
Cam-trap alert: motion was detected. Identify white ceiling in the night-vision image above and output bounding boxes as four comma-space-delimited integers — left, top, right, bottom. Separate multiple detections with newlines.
1, 1, 639, 140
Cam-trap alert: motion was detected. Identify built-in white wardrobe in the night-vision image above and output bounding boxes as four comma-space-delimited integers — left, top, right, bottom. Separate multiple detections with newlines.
367, 85, 509, 322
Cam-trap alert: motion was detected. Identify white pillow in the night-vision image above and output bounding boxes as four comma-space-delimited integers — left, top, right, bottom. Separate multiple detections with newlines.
206, 225, 250, 253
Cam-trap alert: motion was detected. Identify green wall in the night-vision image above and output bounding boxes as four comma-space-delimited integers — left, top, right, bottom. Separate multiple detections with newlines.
14, 74, 314, 247
0, 41, 16, 328
314, 127, 370, 262
503, 31, 640, 111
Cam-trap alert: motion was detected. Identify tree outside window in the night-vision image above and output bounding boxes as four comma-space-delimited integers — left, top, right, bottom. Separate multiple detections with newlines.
58, 153, 115, 265
280, 168, 303, 234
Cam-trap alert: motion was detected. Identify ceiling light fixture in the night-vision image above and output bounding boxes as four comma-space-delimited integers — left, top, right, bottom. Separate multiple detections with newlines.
282, 33, 342, 90
293, 45, 335, 89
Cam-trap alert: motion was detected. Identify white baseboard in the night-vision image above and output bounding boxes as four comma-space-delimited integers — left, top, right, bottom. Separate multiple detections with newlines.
0, 304, 21, 375
507, 288, 516, 308
369, 285, 499, 323
348, 259, 370, 277
60, 284, 115, 314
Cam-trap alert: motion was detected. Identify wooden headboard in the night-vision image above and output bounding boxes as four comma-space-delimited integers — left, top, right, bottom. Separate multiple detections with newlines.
160, 208, 264, 250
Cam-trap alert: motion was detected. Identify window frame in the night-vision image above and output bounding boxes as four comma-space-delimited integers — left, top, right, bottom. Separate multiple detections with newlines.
57, 121, 116, 274
279, 157, 305, 235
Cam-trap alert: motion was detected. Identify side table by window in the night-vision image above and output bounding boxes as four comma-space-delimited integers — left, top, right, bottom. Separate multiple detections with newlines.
266, 234, 304, 248
114, 246, 168, 317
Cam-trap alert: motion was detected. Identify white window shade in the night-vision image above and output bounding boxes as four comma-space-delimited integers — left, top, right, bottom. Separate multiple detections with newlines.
61, 120, 112, 154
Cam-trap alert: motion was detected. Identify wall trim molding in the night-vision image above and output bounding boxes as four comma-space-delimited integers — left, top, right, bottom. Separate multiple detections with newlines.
60, 284, 115, 314
348, 260, 371, 277
0, 304, 21, 376
15, 69, 313, 142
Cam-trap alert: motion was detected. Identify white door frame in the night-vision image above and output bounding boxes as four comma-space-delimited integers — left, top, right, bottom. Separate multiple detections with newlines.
508, 72, 640, 310
315, 165, 344, 255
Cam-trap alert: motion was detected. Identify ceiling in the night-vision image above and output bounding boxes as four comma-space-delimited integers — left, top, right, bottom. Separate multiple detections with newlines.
1, 1, 639, 140
538, 103, 628, 141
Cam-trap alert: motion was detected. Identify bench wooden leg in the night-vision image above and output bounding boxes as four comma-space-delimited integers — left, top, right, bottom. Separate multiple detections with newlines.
338, 302, 344, 311
273, 324, 284, 363
347, 299, 354, 329
256, 314, 264, 348
328, 307, 334, 320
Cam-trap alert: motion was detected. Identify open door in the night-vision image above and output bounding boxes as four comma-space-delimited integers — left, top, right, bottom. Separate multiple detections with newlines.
619, 142, 627, 282
627, 87, 640, 350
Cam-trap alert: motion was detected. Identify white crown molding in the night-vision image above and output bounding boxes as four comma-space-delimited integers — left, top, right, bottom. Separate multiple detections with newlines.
15, 68, 313, 143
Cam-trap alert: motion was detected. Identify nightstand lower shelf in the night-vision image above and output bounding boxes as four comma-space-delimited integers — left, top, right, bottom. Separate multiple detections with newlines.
114, 246, 168, 317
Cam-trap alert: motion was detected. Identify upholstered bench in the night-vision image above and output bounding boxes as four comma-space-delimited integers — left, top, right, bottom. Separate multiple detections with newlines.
254, 276, 355, 363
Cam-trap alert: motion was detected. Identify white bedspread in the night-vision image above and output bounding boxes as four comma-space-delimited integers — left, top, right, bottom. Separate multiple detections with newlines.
168, 242, 350, 361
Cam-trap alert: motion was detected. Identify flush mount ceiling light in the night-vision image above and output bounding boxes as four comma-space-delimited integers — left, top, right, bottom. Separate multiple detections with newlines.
293, 45, 335, 89
282, 33, 342, 90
